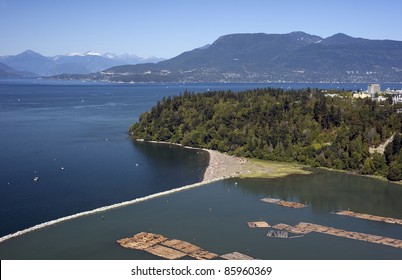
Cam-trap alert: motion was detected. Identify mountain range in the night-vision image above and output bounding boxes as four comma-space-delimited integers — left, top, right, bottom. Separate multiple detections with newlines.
0, 50, 164, 77
3, 32, 402, 83
72, 32, 402, 83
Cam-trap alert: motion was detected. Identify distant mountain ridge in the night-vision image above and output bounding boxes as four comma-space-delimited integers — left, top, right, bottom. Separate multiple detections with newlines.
0, 62, 37, 78
0, 50, 165, 76
63, 31, 402, 83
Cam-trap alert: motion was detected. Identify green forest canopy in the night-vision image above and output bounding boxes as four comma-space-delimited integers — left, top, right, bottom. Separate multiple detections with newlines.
130, 88, 402, 181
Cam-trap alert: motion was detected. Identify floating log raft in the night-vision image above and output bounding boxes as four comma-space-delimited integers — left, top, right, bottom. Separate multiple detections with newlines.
144, 245, 187, 260
162, 239, 201, 254
161, 239, 218, 260
273, 223, 313, 235
336, 211, 402, 226
221, 252, 255, 260
189, 250, 218, 260
272, 222, 402, 249
261, 198, 307, 209
117, 232, 167, 250
247, 221, 270, 228
117, 232, 218, 260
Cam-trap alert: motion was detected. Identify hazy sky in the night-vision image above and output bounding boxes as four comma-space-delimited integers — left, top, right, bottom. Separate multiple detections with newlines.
1, 0, 401, 58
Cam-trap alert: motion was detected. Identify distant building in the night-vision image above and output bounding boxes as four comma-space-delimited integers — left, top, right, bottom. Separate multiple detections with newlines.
372, 96, 387, 102
353, 92, 371, 99
324, 93, 340, 98
392, 94, 402, 104
368, 84, 381, 96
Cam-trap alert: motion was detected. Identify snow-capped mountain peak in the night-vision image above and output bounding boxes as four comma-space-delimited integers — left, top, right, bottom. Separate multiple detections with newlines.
84, 51, 102, 56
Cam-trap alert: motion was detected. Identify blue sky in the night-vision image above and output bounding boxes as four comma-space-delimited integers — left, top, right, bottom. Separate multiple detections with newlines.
1, 0, 401, 58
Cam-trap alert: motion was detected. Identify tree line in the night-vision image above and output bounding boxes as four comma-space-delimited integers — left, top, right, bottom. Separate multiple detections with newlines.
129, 88, 402, 181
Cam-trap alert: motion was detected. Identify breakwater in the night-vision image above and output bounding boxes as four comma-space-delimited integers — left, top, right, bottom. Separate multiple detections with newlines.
0, 177, 224, 243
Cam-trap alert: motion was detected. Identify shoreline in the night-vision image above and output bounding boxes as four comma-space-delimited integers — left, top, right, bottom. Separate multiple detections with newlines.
139, 139, 402, 185
136, 139, 249, 181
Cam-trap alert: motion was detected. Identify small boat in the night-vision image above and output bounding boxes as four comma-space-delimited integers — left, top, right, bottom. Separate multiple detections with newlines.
33, 176, 39, 182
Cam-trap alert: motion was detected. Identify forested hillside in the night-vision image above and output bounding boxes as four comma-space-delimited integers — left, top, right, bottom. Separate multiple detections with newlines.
129, 88, 402, 181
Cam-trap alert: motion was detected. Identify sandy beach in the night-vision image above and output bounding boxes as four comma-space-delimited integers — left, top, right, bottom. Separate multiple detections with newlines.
202, 149, 247, 181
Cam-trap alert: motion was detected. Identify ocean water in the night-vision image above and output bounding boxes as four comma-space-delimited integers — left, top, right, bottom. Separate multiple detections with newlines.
0, 171, 401, 260
0, 80, 212, 237
1, 79, 401, 260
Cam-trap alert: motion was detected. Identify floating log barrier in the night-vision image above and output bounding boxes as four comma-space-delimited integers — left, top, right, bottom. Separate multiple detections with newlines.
261, 198, 307, 209
220, 252, 255, 260
117, 232, 218, 260
272, 222, 402, 249
247, 221, 270, 228
336, 211, 402, 226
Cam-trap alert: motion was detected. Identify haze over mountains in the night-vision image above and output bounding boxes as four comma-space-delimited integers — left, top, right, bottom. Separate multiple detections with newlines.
0, 50, 164, 77
2, 32, 402, 83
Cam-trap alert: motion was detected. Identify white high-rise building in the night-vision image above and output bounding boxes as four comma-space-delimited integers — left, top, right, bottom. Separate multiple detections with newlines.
368, 84, 381, 96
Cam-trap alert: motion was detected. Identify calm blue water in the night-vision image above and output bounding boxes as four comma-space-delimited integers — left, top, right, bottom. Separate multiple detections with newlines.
0, 79, 400, 239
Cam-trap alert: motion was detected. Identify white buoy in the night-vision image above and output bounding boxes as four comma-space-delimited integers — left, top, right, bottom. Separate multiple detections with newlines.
61, 166, 64, 170
135, 163, 139, 167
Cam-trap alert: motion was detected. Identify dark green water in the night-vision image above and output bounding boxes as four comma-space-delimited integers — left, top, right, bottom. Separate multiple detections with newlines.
1, 169, 401, 260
